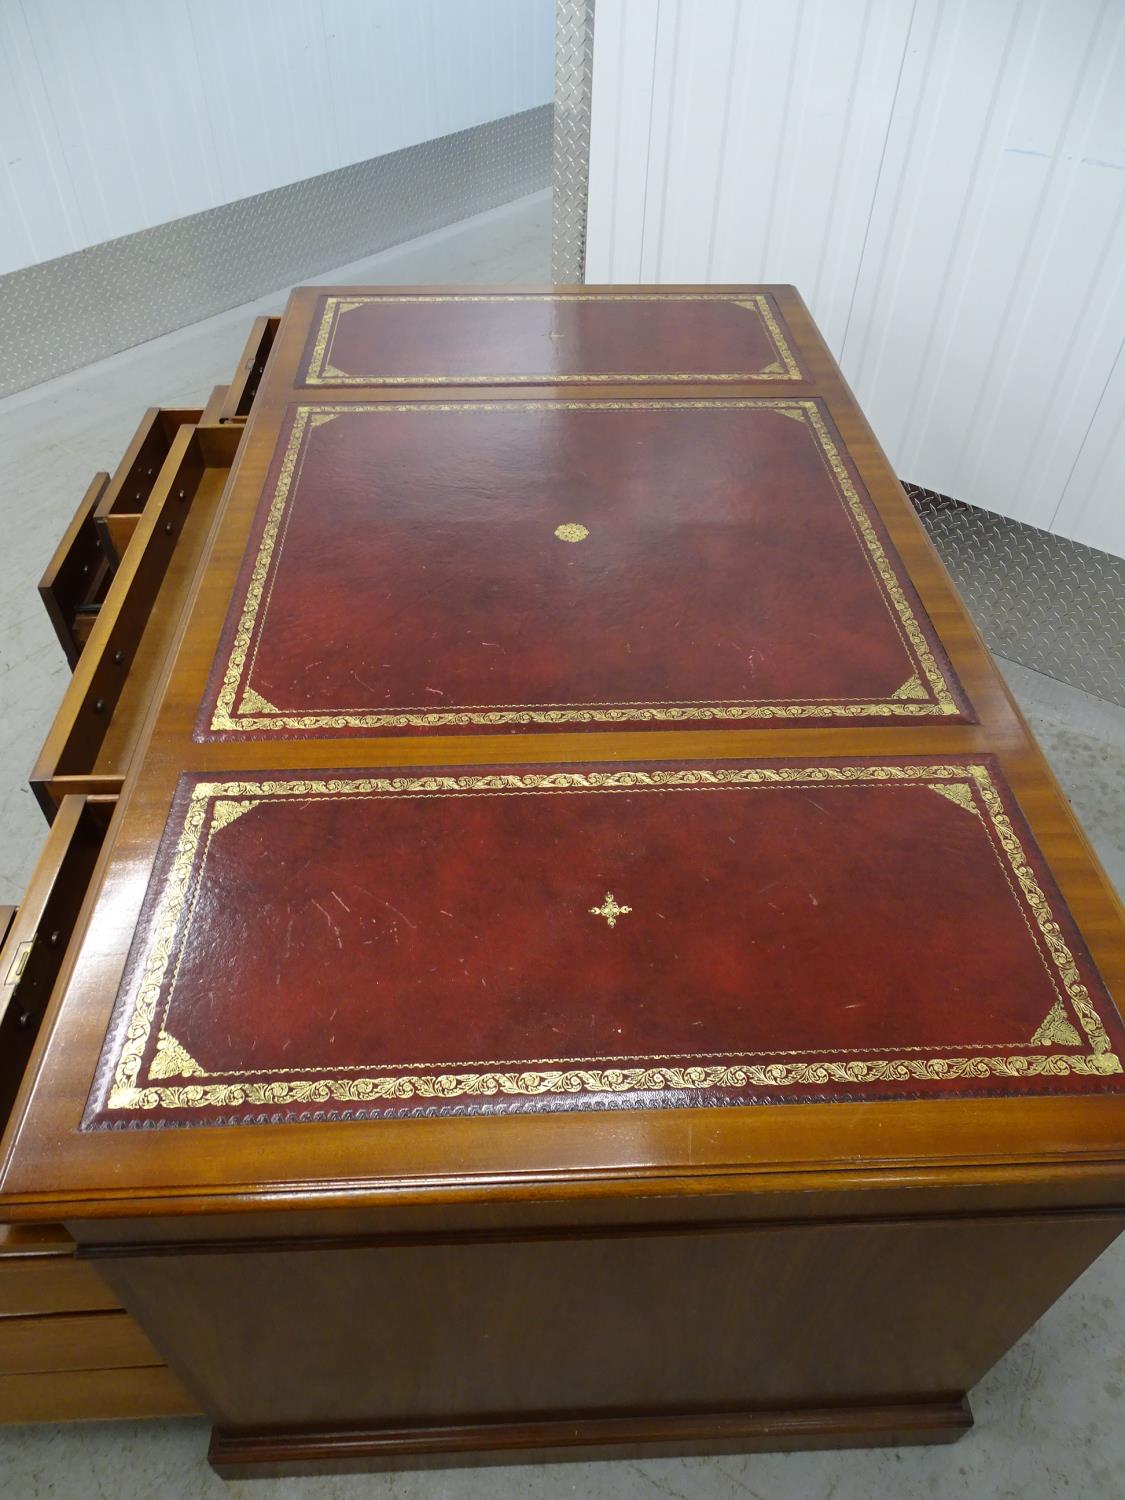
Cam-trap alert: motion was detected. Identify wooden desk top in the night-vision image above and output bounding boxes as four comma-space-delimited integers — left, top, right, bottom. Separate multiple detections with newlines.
3, 285, 1123, 1222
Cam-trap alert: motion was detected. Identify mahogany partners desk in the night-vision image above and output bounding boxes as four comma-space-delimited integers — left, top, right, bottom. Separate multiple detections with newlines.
1, 287, 1122, 1476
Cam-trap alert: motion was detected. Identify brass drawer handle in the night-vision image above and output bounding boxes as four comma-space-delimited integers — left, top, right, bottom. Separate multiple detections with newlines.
4, 939, 34, 988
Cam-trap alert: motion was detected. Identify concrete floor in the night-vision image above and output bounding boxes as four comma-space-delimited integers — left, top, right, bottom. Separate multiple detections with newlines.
1, 188, 1123, 1498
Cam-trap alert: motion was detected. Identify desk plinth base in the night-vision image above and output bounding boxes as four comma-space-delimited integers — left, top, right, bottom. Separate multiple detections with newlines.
208, 1397, 973, 1479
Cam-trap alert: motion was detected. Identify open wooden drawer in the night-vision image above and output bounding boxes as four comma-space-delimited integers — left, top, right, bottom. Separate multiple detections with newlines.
218, 314, 279, 423
0, 799, 199, 1422
200, 383, 230, 425
38, 473, 114, 669
93, 407, 203, 564
31, 424, 240, 817
0, 797, 112, 1122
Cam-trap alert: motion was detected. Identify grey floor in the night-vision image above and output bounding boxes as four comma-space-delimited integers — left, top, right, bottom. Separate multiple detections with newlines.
1, 189, 1123, 1498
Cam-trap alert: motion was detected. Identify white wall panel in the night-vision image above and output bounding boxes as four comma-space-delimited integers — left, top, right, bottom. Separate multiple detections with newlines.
1052, 339, 1125, 557
0, 0, 554, 277
587, 0, 914, 348
844, 0, 1125, 535
585, 0, 659, 281
190, 0, 336, 208
20, 1, 216, 250
585, 0, 1125, 556
0, 3, 83, 270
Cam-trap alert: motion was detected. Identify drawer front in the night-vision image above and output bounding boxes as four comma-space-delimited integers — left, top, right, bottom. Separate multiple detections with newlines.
220, 315, 279, 422
94, 406, 202, 563
0, 1364, 198, 1423
31, 424, 240, 811
0, 1310, 161, 1375
0, 1223, 74, 1255
0, 796, 113, 1134
0, 1223, 187, 1424
0, 1212, 119, 1320
38, 472, 112, 669
0, 1255, 120, 1317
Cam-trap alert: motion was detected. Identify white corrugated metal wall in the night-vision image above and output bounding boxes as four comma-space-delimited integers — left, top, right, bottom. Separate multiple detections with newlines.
586, 0, 1125, 558
0, 0, 554, 276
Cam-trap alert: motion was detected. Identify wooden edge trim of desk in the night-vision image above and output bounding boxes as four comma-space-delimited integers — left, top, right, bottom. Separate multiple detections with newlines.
2, 1154, 1123, 1228
208, 1396, 972, 1476
70, 1204, 1125, 1264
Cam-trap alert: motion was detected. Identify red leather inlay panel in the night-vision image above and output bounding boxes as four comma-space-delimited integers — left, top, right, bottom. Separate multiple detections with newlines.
198, 400, 970, 738
299, 291, 807, 386
84, 759, 1124, 1129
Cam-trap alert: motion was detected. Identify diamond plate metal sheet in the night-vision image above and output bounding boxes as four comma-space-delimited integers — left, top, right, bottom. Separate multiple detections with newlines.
906, 485, 1125, 708
0, 105, 552, 400
552, 0, 596, 282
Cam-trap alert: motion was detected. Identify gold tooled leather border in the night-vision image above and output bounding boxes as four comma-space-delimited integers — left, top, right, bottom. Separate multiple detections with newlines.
208, 400, 962, 734
103, 765, 1120, 1114
303, 292, 803, 385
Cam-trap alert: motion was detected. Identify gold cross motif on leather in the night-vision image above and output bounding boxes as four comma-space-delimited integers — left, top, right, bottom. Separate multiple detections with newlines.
589, 892, 632, 928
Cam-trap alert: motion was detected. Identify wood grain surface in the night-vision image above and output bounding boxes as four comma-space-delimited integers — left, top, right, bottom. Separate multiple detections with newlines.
0, 284, 1121, 1468
4, 284, 1121, 1221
